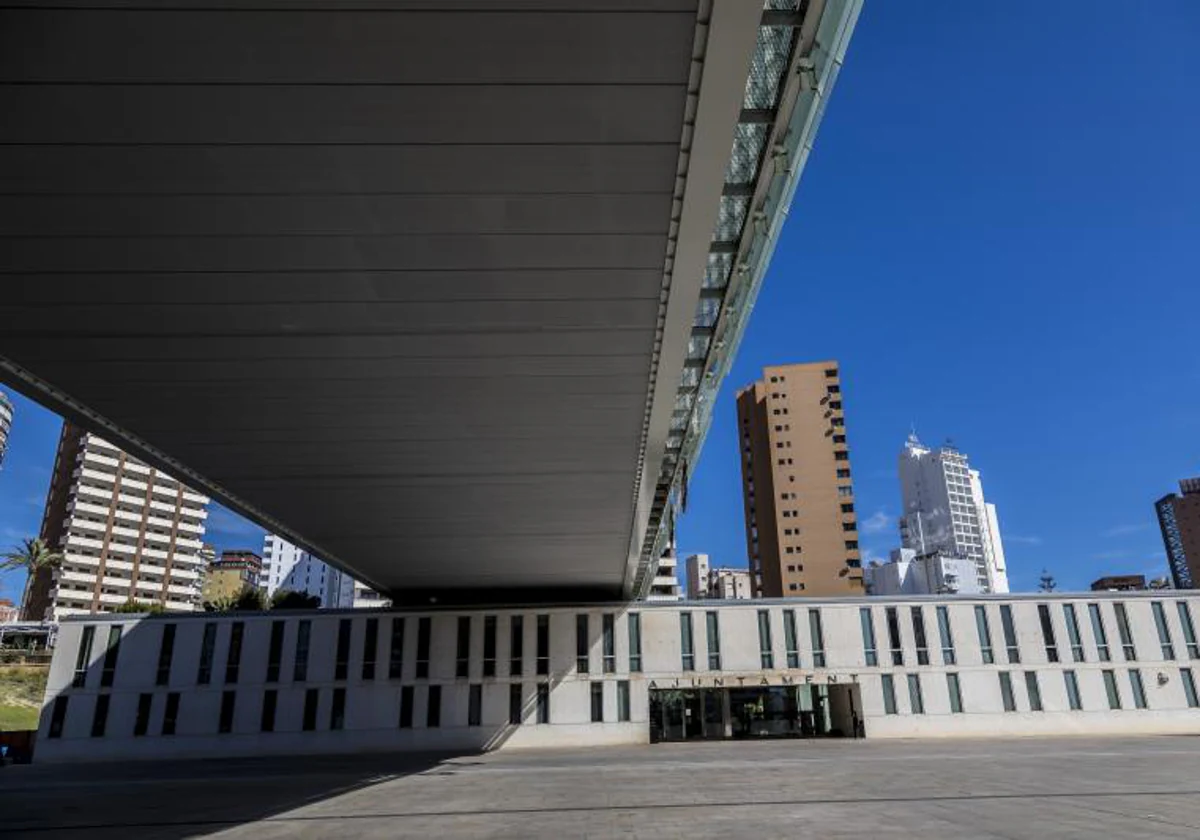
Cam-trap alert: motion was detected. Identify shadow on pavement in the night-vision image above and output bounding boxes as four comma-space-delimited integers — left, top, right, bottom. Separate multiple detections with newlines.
0, 749, 475, 839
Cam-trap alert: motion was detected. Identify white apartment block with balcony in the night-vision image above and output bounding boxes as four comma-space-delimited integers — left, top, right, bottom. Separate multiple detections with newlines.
645, 547, 682, 602
44, 431, 210, 620
898, 434, 1009, 594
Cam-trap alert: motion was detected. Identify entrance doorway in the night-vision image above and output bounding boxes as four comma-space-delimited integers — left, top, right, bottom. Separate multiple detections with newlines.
649, 683, 862, 743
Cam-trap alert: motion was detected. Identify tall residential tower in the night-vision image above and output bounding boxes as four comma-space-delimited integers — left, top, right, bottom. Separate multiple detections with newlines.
28, 423, 210, 620
1157, 475, 1200, 589
0, 390, 12, 468
898, 434, 1009, 593
736, 362, 863, 597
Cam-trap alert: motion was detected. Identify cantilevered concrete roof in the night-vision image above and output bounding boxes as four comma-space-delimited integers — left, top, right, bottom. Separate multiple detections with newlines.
0, 0, 861, 603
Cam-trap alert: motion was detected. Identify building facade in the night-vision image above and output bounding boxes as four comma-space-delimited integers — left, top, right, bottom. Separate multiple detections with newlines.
1157, 476, 1200, 590
261, 534, 383, 609
645, 547, 682, 601
34, 591, 1200, 763
898, 434, 1009, 594
201, 551, 264, 605
27, 423, 210, 621
866, 548, 984, 597
736, 362, 863, 598
684, 554, 709, 600
0, 390, 12, 469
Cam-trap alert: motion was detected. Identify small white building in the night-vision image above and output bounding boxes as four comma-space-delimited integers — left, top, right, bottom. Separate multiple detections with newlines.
866, 548, 984, 597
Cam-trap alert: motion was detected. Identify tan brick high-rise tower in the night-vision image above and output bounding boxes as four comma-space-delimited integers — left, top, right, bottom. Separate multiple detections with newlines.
736, 362, 863, 598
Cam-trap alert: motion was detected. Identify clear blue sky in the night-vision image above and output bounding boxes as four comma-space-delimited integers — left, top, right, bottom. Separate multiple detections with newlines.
2, 2, 1198, 601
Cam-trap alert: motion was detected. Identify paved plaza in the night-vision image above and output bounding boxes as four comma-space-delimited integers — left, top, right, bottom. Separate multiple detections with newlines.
5, 736, 1200, 838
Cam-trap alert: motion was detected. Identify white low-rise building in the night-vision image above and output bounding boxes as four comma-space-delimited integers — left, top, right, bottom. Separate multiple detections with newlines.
33, 591, 1200, 763
866, 548, 983, 596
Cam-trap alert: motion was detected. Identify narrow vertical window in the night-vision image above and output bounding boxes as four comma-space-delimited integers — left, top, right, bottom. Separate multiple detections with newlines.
998, 672, 1016, 712
48, 696, 69, 738
1063, 604, 1085, 662
911, 607, 929, 666
302, 688, 319, 731
536, 683, 550, 724
1064, 671, 1082, 710
590, 682, 604, 723
294, 619, 311, 682
1177, 602, 1199, 659
363, 618, 379, 680
330, 687, 346, 730
91, 693, 110, 737
162, 693, 179, 736
1088, 603, 1110, 662
602, 614, 616, 674
156, 623, 176, 686
880, 674, 897, 715
133, 693, 152, 736
1114, 603, 1137, 661
974, 606, 994, 664
197, 623, 217, 685
758, 610, 775, 669
399, 686, 414, 728
416, 617, 431, 679
510, 615, 524, 676
469, 684, 483, 726
483, 616, 497, 677
1037, 604, 1058, 663
266, 621, 285, 683
335, 618, 352, 680
1102, 669, 1122, 709
508, 683, 523, 725
457, 616, 471, 678
1152, 602, 1175, 660
885, 607, 903, 666
576, 614, 590, 674
784, 610, 800, 668
218, 690, 236, 734
100, 625, 122, 688
907, 674, 924, 714
617, 680, 631, 722
1129, 669, 1148, 709
680, 612, 695, 671
859, 608, 878, 667
1181, 667, 1200, 708
706, 611, 721, 670
809, 610, 826, 668
1024, 671, 1043, 711
388, 617, 405, 679
73, 625, 95, 688
946, 673, 963, 713
536, 615, 550, 676
937, 606, 956, 665
426, 685, 441, 728
628, 613, 642, 672
999, 605, 1020, 664
261, 689, 277, 732
224, 622, 244, 684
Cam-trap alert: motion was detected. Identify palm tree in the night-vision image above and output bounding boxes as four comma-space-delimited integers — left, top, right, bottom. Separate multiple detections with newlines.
1, 537, 64, 621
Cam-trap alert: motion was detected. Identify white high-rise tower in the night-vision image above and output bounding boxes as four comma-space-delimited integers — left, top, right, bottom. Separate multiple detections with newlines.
898, 433, 1009, 593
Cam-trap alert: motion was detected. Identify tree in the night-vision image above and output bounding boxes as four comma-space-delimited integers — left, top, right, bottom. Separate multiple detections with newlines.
1038, 569, 1057, 593
270, 589, 321, 610
1, 537, 64, 620
203, 584, 266, 613
113, 599, 166, 614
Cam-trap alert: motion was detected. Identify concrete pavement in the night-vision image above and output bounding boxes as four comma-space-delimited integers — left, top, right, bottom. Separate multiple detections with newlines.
5, 736, 1200, 838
